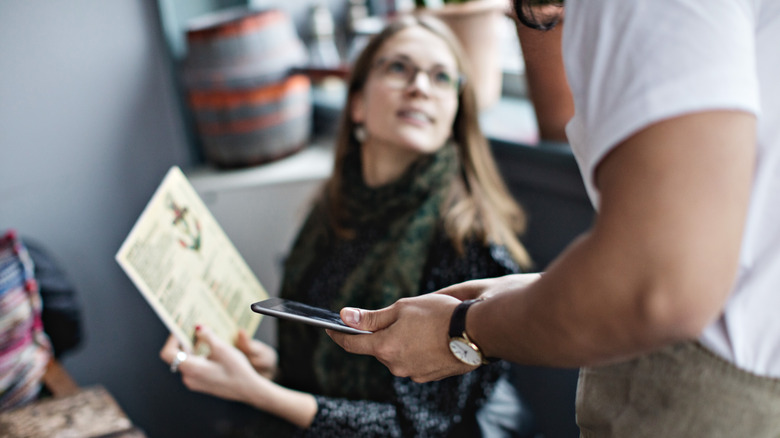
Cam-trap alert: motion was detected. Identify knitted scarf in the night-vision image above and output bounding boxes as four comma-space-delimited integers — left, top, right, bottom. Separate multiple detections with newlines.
278, 143, 459, 401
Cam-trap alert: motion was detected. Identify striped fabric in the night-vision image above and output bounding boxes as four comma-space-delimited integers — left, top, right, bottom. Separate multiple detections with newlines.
0, 230, 52, 410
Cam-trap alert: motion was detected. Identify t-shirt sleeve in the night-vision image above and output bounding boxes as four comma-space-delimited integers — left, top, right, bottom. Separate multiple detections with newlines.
563, 0, 760, 206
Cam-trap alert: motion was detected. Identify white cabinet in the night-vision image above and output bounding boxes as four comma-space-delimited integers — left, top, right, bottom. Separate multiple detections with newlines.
187, 142, 333, 345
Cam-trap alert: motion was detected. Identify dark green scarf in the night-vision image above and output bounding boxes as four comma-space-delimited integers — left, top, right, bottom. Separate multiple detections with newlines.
278, 143, 459, 400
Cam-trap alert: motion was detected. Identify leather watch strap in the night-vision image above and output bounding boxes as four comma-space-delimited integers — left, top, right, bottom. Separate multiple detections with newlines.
449, 298, 499, 364
449, 299, 482, 338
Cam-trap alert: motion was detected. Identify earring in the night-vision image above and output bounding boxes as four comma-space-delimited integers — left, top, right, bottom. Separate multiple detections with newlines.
354, 124, 367, 143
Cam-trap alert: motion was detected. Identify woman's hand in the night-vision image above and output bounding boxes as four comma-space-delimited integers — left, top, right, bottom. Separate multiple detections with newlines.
160, 327, 272, 405
160, 326, 318, 428
236, 329, 278, 379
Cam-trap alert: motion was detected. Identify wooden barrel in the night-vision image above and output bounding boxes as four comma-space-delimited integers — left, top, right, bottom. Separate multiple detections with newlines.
182, 8, 311, 167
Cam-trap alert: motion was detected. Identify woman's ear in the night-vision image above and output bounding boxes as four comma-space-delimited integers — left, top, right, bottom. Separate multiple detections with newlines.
350, 92, 366, 124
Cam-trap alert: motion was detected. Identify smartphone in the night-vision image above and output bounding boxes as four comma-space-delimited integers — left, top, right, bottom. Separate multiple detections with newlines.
251, 297, 371, 335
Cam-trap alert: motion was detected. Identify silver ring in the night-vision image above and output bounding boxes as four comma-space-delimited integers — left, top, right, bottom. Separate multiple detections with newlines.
170, 350, 188, 373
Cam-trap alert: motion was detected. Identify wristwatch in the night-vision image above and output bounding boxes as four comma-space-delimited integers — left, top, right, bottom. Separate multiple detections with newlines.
448, 299, 492, 366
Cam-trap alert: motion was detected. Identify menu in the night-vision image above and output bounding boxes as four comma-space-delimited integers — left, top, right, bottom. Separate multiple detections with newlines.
115, 166, 267, 351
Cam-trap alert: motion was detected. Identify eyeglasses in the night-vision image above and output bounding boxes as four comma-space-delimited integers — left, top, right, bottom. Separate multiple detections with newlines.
373, 56, 465, 96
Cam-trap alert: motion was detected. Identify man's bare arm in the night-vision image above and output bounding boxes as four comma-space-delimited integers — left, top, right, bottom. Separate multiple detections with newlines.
469, 110, 756, 368
514, 16, 573, 142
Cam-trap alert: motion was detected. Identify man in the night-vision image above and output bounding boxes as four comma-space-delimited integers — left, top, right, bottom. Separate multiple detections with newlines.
329, 0, 780, 436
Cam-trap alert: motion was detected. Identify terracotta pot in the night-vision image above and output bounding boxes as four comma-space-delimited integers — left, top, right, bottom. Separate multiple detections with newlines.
418, 0, 506, 109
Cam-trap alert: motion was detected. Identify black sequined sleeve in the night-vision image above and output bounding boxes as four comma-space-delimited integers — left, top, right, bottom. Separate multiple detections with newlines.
304, 363, 506, 438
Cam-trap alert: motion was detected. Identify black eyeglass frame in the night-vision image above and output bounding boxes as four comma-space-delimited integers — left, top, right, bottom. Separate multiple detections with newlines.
372, 56, 467, 95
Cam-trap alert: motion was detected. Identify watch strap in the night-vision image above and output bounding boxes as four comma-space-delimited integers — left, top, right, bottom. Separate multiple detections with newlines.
449, 299, 482, 338
449, 298, 499, 364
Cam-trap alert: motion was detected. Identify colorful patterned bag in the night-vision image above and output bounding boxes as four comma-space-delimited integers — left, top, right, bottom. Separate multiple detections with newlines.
0, 230, 53, 410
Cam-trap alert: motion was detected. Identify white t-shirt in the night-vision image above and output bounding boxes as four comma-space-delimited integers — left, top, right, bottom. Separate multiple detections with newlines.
563, 0, 780, 378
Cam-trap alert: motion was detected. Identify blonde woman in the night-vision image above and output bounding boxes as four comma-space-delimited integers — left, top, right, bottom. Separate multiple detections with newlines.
162, 14, 535, 437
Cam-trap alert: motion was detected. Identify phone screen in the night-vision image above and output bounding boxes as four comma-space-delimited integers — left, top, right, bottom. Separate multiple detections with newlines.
251, 298, 371, 334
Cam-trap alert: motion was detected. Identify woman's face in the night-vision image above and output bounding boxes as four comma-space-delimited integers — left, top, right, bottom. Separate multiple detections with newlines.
351, 26, 460, 169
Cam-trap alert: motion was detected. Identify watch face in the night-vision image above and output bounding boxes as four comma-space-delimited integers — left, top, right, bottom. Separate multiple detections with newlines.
449, 339, 482, 366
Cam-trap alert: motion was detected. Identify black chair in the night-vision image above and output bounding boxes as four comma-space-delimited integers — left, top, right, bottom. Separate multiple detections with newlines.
492, 139, 595, 438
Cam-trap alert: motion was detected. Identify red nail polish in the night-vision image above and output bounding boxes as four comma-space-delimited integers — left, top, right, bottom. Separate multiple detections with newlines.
195, 325, 201, 331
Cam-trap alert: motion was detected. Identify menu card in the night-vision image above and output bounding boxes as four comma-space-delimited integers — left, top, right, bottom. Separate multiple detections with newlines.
116, 166, 267, 350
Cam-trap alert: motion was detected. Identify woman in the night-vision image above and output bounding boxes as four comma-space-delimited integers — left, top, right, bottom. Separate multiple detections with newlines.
161, 14, 535, 437
329, 1, 780, 437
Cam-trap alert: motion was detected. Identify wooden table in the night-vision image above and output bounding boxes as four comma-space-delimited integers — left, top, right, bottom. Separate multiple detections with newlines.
0, 385, 146, 438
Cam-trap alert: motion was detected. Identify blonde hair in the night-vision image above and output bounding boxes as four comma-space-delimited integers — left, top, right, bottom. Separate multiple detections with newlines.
324, 14, 532, 269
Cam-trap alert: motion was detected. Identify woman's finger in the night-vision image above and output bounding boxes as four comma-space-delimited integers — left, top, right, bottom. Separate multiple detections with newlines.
160, 334, 182, 363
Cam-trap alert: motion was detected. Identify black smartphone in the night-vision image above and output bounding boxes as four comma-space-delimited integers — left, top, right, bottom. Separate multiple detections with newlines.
250, 297, 371, 335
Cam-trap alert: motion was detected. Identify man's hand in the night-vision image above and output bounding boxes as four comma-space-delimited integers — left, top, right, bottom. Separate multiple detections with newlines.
327, 293, 477, 382
327, 274, 542, 382
434, 273, 542, 301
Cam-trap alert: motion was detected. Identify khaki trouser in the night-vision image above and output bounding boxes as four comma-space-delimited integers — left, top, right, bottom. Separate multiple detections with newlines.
576, 341, 780, 437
